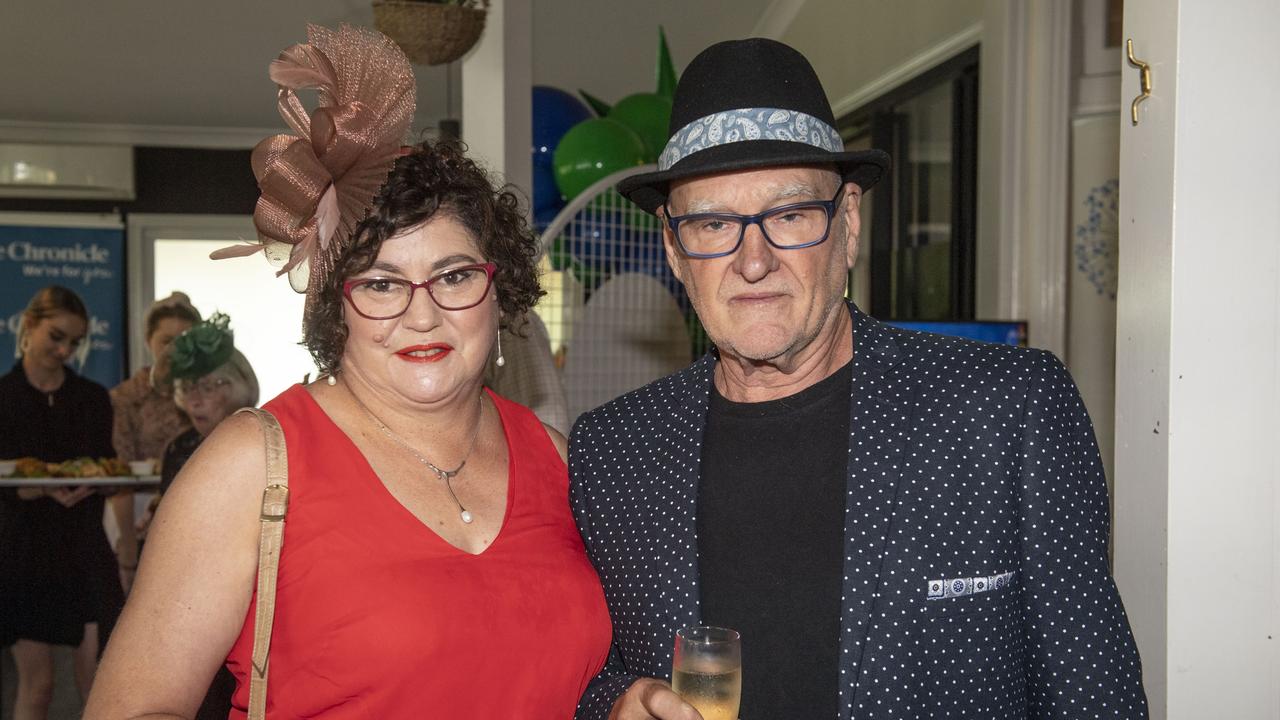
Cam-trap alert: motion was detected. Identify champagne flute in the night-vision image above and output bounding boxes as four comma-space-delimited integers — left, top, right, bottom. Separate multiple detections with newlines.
671, 626, 741, 720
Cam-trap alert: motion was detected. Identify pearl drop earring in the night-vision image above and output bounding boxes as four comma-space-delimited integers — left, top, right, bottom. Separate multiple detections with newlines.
495, 328, 505, 367
327, 373, 337, 386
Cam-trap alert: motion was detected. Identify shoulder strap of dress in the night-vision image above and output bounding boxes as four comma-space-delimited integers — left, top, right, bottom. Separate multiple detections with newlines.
236, 406, 289, 720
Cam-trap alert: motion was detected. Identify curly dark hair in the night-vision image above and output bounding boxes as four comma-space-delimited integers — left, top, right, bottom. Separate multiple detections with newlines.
303, 140, 543, 375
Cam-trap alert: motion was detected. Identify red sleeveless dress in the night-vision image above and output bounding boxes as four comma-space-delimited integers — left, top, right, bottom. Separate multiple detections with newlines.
224, 385, 611, 719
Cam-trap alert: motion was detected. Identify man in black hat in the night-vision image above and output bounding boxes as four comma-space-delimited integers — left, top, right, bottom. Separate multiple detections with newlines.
570, 39, 1147, 720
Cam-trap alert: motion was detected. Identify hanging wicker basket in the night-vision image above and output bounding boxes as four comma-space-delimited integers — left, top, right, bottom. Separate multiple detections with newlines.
372, 0, 489, 66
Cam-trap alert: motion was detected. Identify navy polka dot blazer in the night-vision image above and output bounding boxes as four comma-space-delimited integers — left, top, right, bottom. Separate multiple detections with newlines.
570, 303, 1147, 719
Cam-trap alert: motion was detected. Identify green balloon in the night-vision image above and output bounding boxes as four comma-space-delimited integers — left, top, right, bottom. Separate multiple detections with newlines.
686, 312, 712, 357
571, 260, 607, 292
583, 189, 627, 215
553, 118, 647, 201
550, 235, 606, 289
607, 93, 673, 162
579, 190, 665, 237
634, 208, 663, 232
549, 235, 571, 272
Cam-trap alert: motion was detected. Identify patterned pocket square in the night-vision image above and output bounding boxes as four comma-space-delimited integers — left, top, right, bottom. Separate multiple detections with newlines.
927, 571, 1016, 600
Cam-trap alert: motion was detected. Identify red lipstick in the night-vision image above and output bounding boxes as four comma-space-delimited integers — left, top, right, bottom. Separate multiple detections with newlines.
395, 343, 452, 363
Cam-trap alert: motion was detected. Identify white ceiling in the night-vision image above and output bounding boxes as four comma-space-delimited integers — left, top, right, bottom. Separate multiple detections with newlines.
0, 0, 775, 144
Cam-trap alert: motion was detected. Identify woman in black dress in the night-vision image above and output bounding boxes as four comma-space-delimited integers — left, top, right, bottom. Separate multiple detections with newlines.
0, 285, 123, 720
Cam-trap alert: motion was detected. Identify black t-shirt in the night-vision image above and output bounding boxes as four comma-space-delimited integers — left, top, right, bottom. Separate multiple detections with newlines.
697, 359, 852, 720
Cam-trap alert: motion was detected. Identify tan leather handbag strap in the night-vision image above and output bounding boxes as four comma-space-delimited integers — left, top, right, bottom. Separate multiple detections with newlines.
237, 407, 289, 720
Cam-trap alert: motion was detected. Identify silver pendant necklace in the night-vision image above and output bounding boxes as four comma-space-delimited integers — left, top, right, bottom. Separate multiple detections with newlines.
340, 376, 482, 524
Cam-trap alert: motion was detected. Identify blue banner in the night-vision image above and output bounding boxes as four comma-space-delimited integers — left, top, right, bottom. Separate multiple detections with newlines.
0, 219, 126, 389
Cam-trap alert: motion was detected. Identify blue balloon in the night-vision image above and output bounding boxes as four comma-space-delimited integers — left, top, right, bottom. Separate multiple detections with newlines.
533, 202, 563, 235
623, 226, 685, 304
565, 209, 627, 272
565, 212, 682, 294
532, 86, 592, 214
532, 163, 562, 217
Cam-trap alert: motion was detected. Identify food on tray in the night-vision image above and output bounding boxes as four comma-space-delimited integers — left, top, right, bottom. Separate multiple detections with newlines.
51, 457, 109, 478
99, 457, 132, 477
4, 457, 139, 479
13, 457, 50, 478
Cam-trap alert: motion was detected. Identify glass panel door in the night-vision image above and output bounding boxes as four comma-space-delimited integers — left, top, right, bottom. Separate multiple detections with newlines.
895, 81, 955, 319
840, 46, 979, 321
128, 214, 316, 405
152, 238, 314, 403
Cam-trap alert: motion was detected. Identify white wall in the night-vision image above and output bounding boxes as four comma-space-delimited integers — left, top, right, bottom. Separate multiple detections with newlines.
0, 1, 774, 149
779, 0, 985, 113
1067, 0, 1124, 486
1161, 1, 1279, 711
1067, 114, 1119, 485
975, 1, 1074, 357
463, 0, 532, 193
531, 1, 769, 101
1114, 0, 1280, 716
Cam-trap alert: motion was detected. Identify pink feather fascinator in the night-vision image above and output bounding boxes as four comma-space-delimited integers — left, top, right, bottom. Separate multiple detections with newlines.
212, 24, 416, 295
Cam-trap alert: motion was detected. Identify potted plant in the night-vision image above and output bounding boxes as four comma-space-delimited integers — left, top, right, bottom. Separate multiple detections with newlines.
372, 0, 489, 66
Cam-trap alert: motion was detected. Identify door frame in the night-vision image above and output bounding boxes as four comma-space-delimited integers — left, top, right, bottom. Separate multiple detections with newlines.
125, 213, 253, 374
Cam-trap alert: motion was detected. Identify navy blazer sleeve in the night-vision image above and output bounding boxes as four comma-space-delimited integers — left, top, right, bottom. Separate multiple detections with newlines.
1017, 351, 1147, 717
570, 412, 639, 719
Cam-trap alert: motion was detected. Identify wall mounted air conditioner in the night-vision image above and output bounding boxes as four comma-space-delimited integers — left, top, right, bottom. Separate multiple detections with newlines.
0, 143, 135, 200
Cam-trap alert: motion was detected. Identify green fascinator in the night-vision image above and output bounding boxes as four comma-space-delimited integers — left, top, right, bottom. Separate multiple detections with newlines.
170, 312, 234, 381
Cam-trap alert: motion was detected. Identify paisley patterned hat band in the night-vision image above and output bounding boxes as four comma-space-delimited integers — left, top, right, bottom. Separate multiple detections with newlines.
657, 107, 844, 172
618, 38, 892, 215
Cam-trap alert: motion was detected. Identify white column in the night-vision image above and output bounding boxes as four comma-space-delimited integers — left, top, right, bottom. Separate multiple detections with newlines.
975, 0, 1072, 359
1016, 0, 1071, 357
1114, 0, 1280, 717
461, 0, 532, 204
975, 0, 1024, 321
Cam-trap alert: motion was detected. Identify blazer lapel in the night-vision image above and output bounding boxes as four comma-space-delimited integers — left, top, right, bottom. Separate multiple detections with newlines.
837, 303, 915, 718
660, 306, 914, 704
654, 354, 715, 641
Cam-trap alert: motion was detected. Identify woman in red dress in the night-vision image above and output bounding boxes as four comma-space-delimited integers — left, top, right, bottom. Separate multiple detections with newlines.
85, 25, 610, 719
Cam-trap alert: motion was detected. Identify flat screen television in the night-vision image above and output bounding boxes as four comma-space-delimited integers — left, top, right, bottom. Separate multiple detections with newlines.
884, 321, 1028, 347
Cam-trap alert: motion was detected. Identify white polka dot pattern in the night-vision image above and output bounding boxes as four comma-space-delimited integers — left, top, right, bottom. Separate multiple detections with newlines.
570, 304, 1148, 719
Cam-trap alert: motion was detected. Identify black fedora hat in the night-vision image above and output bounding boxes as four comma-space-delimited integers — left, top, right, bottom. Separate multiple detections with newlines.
617, 38, 891, 214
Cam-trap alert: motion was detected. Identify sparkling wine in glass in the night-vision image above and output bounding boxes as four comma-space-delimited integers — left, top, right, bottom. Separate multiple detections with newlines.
671, 626, 741, 720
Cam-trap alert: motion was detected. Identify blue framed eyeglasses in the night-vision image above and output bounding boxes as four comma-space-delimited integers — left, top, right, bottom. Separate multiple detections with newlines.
663, 187, 846, 259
